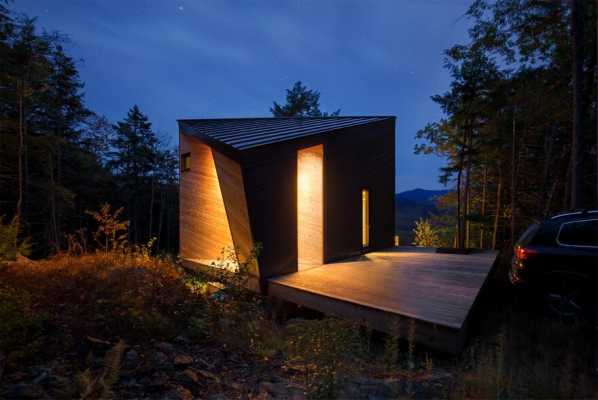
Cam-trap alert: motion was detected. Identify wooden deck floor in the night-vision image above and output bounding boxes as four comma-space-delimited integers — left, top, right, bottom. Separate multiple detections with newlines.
268, 247, 498, 353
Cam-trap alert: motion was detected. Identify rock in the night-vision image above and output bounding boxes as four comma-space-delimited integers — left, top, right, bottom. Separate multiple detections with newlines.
197, 368, 221, 384
175, 335, 191, 344
174, 385, 194, 400
5, 383, 46, 399
85, 335, 112, 350
258, 381, 305, 399
338, 377, 396, 399
124, 349, 140, 367
155, 341, 175, 353
174, 354, 193, 366
175, 368, 200, 387
153, 351, 169, 365
149, 371, 170, 389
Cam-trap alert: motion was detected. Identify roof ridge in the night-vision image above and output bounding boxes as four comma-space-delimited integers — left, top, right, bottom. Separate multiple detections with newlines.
179, 116, 395, 152
178, 116, 395, 122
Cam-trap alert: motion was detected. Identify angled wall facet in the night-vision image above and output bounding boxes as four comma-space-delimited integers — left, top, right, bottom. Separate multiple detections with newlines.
179, 135, 234, 262
213, 150, 258, 276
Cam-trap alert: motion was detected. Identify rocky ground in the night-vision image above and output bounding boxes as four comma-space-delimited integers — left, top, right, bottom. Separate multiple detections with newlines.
1, 333, 457, 400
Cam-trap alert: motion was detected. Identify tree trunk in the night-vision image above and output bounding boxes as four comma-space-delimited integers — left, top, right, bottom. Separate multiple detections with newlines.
492, 170, 502, 251
157, 189, 165, 249
510, 111, 516, 246
456, 157, 463, 249
149, 177, 155, 241
570, 0, 585, 209
16, 81, 24, 229
456, 126, 467, 250
480, 165, 487, 248
464, 131, 472, 249
49, 152, 59, 252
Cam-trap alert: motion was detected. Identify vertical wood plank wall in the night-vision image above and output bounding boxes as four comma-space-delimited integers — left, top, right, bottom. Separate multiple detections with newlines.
213, 150, 257, 275
241, 118, 395, 280
324, 120, 395, 262
179, 134, 234, 261
297, 144, 324, 269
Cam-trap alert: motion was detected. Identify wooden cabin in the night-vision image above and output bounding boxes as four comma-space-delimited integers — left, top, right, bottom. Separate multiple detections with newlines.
178, 117, 396, 291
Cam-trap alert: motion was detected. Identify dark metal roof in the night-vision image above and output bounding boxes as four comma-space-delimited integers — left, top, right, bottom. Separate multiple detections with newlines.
178, 116, 394, 151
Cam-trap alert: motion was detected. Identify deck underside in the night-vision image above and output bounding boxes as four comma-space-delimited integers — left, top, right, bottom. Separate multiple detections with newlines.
268, 247, 498, 353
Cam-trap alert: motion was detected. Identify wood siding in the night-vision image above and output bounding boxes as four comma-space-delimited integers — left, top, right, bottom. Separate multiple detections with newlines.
179, 134, 234, 261
213, 150, 257, 275
323, 119, 395, 261
241, 118, 395, 281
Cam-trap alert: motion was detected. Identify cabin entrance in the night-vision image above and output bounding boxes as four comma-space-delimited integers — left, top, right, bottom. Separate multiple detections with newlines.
297, 144, 324, 270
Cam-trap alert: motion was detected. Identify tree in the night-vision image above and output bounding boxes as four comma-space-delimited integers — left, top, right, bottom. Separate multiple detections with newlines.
570, 0, 585, 209
415, 0, 596, 251
412, 218, 442, 248
271, 81, 340, 117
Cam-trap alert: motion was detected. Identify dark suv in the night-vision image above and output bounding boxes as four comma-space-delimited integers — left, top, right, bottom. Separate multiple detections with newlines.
509, 211, 598, 318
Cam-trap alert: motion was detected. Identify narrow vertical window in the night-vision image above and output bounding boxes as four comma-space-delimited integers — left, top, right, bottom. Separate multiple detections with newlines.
181, 152, 191, 172
362, 189, 370, 248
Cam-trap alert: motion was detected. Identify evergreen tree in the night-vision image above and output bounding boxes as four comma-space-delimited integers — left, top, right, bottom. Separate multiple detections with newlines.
416, 0, 596, 250
271, 81, 340, 117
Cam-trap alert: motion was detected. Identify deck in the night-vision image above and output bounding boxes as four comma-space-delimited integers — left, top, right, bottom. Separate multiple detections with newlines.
268, 247, 498, 353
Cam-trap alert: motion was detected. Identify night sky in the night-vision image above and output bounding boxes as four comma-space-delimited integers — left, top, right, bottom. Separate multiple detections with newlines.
14, 0, 471, 192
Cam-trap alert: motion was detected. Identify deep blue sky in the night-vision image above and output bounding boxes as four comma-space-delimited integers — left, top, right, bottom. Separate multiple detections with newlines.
15, 0, 471, 192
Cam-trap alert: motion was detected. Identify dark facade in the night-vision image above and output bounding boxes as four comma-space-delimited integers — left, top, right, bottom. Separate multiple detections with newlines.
179, 117, 396, 290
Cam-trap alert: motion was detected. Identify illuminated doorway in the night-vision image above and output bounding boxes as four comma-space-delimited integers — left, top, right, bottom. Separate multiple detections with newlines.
297, 144, 324, 270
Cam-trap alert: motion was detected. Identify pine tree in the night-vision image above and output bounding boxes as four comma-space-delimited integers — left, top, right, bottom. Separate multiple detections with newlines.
271, 81, 340, 117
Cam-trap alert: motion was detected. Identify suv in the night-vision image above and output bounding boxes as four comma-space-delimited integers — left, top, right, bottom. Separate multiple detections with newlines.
509, 211, 598, 318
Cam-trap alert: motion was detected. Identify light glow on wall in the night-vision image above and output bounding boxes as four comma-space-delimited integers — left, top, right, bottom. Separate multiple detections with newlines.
297, 144, 324, 269
362, 189, 370, 248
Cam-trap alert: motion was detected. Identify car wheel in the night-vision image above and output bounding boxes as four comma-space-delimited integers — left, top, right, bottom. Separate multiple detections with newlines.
544, 272, 587, 319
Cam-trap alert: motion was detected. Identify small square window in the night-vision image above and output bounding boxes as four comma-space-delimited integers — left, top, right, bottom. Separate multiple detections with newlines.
181, 153, 191, 172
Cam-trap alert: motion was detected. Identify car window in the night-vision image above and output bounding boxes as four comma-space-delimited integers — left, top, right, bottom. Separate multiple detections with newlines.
557, 219, 598, 247
518, 222, 541, 246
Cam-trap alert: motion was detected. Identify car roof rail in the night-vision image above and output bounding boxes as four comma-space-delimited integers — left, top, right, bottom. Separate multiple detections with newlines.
551, 210, 583, 219
551, 209, 598, 219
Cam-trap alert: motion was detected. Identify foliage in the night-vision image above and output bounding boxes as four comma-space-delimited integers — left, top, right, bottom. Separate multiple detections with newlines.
85, 204, 129, 253
0, 7, 179, 257
189, 244, 284, 358
0, 284, 44, 355
383, 318, 401, 371
77, 339, 125, 400
416, 0, 597, 249
412, 218, 442, 248
285, 318, 367, 399
271, 81, 340, 117
0, 252, 204, 348
0, 215, 30, 260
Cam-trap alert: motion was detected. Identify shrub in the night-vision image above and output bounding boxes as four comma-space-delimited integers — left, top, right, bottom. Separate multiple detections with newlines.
0, 252, 205, 349
412, 218, 442, 248
0, 284, 44, 354
0, 215, 31, 261
285, 318, 367, 399
85, 204, 129, 253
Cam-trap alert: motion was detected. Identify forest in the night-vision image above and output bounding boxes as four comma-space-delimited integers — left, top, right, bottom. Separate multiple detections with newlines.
415, 0, 597, 250
0, 5, 179, 258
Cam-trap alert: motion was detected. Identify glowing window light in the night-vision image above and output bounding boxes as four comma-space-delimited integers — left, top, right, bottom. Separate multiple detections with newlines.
181, 152, 191, 172
297, 145, 324, 269
362, 189, 370, 248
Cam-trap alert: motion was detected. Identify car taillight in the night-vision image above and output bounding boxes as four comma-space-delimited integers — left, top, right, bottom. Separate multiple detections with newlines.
515, 245, 536, 261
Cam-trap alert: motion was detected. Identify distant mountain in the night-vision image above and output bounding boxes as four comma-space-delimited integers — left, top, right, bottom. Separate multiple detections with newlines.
395, 188, 450, 205
395, 188, 450, 245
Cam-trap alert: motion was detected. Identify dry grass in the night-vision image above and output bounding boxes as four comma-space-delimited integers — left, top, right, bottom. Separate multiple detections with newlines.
0, 252, 205, 359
